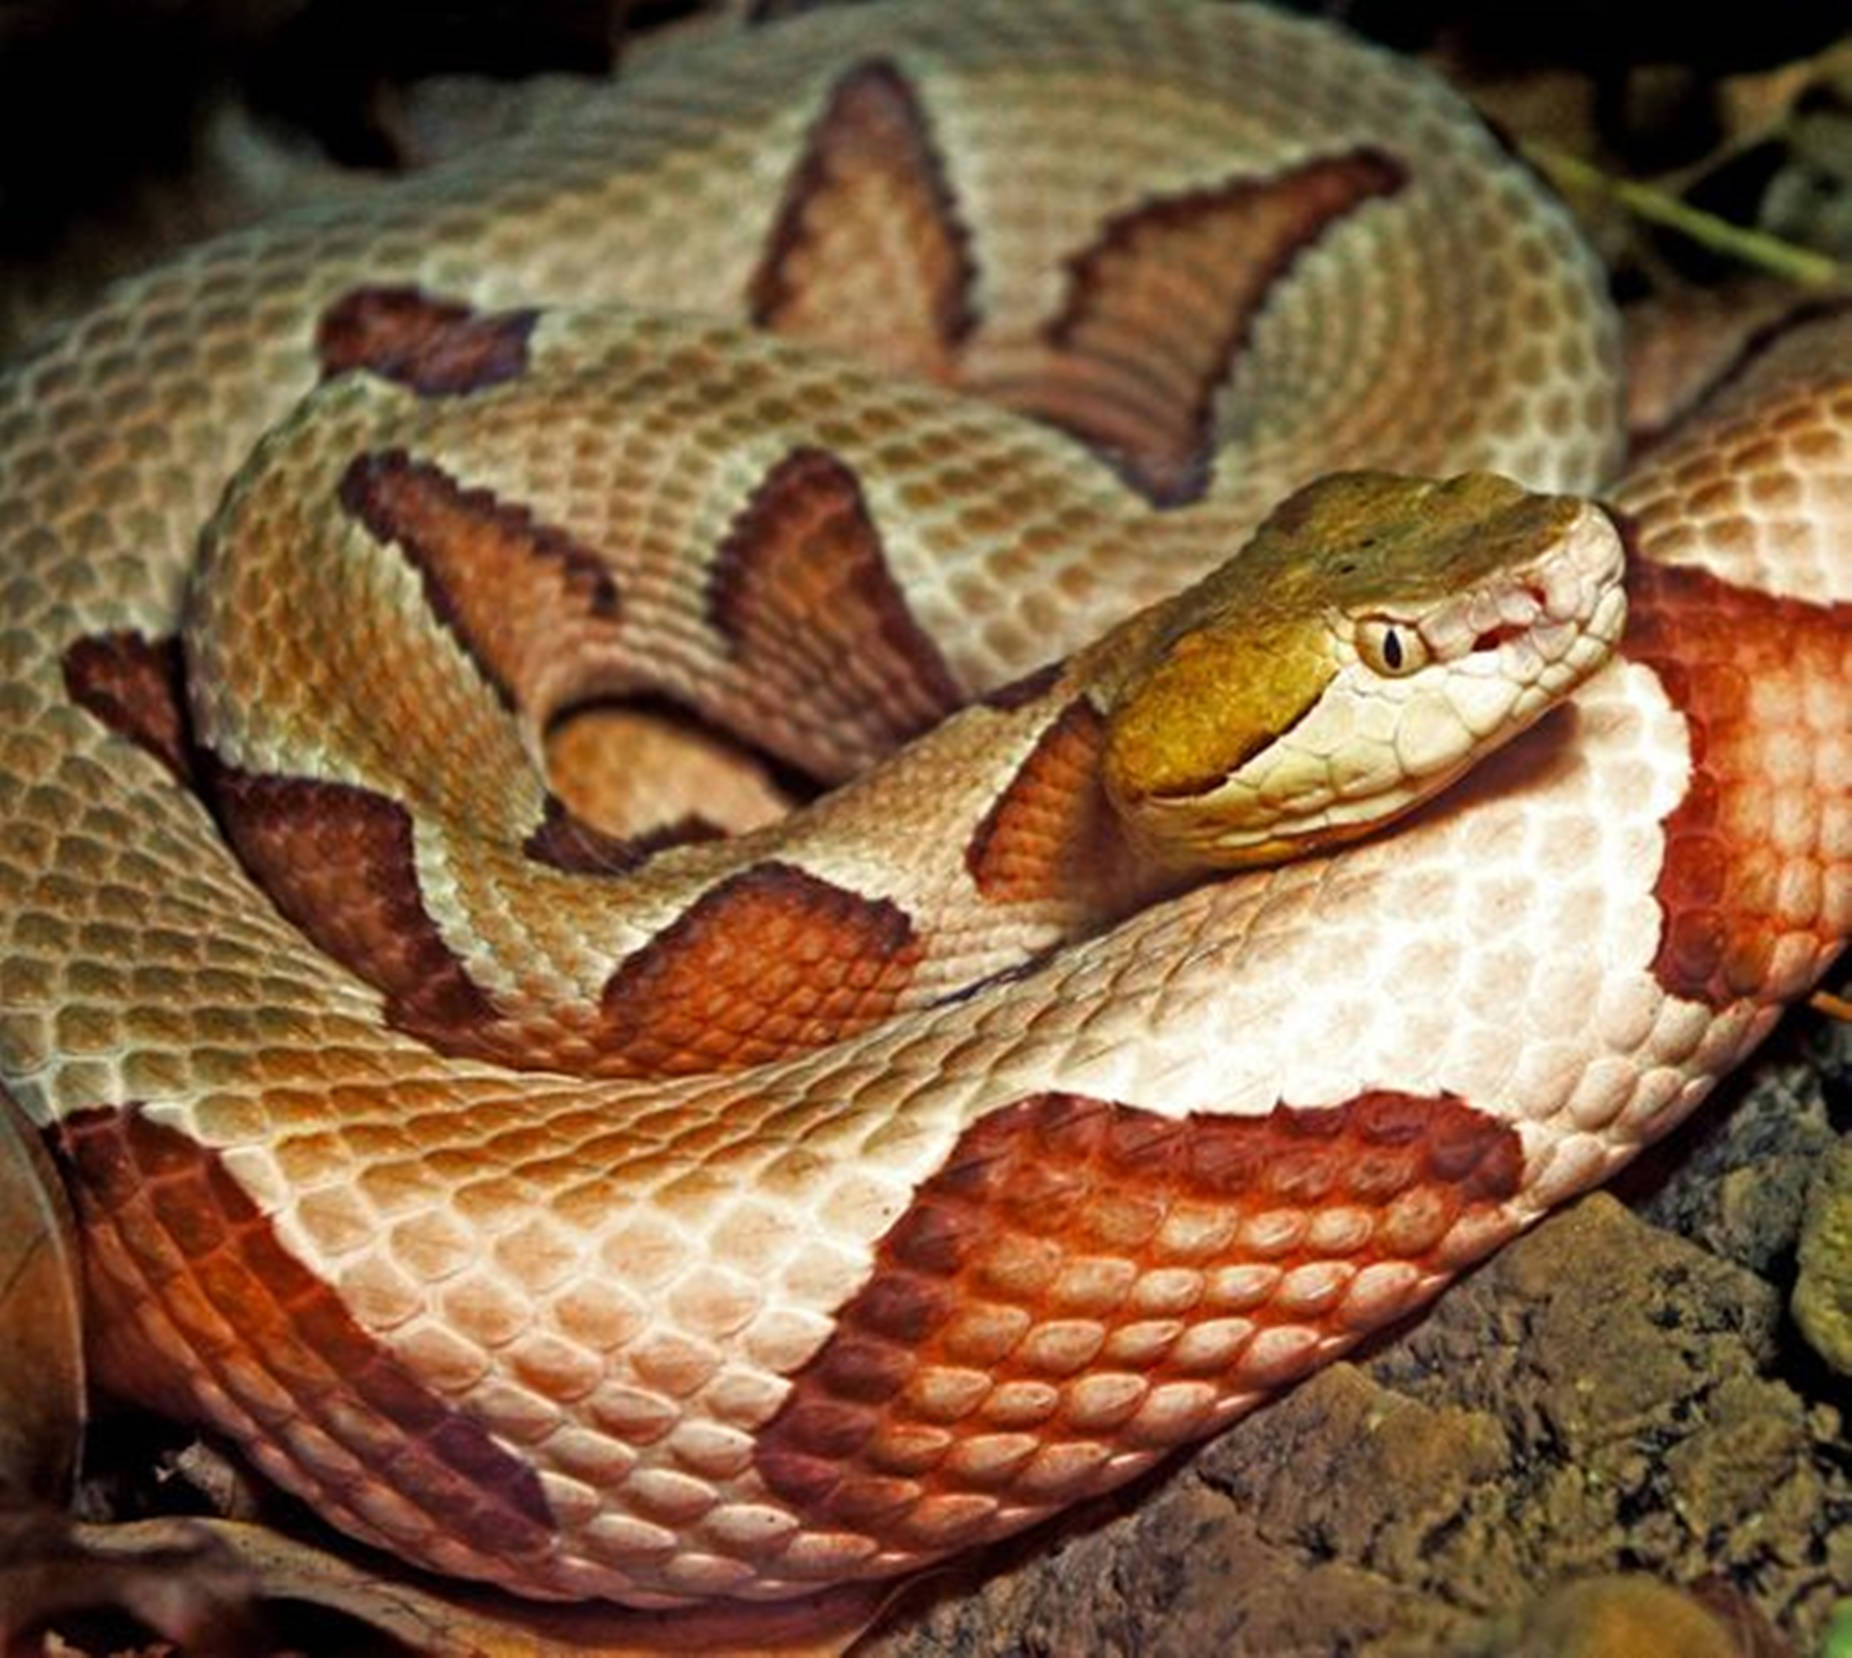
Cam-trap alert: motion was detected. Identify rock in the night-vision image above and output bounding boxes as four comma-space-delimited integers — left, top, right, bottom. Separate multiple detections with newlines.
1794, 1140, 1852, 1377
1627, 1022, 1848, 1278
1480, 1573, 1739, 1658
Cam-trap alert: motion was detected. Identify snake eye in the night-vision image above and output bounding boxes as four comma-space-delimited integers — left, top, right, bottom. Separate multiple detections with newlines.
1355, 617, 1429, 677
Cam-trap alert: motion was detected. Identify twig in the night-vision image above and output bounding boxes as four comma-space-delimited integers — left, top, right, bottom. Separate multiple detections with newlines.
1811, 990, 1852, 1023
1523, 142, 1845, 289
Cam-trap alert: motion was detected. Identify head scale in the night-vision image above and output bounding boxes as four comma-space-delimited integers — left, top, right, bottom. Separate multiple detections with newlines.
1099, 470, 1627, 868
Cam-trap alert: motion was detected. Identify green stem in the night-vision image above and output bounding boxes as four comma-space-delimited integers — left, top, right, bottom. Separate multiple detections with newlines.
1525, 142, 1845, 289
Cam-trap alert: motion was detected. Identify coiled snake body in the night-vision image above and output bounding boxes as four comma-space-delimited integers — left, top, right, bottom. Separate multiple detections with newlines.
0, 0, 1847, 1611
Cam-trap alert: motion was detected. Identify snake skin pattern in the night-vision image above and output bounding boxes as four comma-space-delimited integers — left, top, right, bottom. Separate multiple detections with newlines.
0, 0, 1847, 1612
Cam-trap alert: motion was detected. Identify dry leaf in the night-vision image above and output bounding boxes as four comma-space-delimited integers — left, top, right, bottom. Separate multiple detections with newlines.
0, 1512, 265, 1655
56, 1518, 897, 1657
0, 1083, 84, 1510
1717, 40, 1852, 156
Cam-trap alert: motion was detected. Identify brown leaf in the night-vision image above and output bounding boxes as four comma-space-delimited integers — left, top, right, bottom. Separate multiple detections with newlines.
0, 1512, 265, 1655
1717, 41, 1852, 154
5, 1515, 902, 1656
179, 1518, 900, 1656
0, 1083, 85, 1509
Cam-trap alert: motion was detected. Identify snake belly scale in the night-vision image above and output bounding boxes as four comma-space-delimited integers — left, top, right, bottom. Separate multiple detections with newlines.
0, 0, 1847, 1612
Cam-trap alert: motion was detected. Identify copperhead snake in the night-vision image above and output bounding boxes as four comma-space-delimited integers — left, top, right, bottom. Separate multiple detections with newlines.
0, 0, 1846, 1616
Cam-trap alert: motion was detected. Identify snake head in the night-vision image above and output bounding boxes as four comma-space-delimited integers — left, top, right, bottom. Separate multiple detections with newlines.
1099, 470, 1628, 869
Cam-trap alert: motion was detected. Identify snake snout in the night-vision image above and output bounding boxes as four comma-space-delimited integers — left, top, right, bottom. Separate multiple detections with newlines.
1526, 499, 1630, 670
1444, 498, 1626, 671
